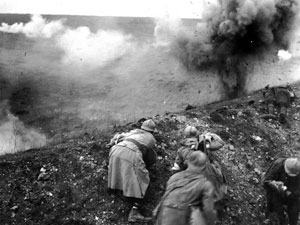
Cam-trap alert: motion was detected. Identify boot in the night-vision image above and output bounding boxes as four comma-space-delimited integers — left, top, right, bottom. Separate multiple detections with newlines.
279, 113, 287, 124
128, 206, 152, 223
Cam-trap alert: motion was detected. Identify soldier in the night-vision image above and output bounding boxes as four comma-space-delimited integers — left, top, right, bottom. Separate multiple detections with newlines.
275, 87, 291, 124
107, 119, 157, 222
153, 151, 217, 225
171, 126, 199, 171
263, 85, 276, 115
263, 158, 300, 225
171, 127, 227, 201
263, 85, 293, 125
172, 127, 225, 171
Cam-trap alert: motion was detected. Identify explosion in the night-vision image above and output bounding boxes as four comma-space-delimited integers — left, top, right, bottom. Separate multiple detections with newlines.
173, 0, 300, 97
0, 101, 46, 156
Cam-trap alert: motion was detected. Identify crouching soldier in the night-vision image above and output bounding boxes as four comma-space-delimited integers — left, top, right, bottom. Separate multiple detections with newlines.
107, 119, 157, 222
275, 87, 291, 125
263, 85, 292, 125
153, 151, 217, 225
171, 126, 199, 171
263, 85, 276, 115
263, 158, 300, 225
171, 127, 225, 171
171, 126, 227, 201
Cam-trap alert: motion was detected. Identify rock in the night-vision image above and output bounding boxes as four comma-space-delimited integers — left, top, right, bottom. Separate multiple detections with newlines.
185, 104, 196, 111
260, 114, 277, 120
228, 145, 235, 151
252, 135, 262, 142
248, 100, 255, 105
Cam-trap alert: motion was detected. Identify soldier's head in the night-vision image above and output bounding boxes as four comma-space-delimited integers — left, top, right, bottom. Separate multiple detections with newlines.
141, 119, 156, 133
284, 158, 300, 177
187, 151, 207, 170
184, 126, 198, 138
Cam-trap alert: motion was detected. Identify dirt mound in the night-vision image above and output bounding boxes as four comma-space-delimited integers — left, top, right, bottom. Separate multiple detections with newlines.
1, 83, 300, 225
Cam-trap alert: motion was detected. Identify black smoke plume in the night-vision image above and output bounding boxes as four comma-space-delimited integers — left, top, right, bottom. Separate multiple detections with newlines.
174, 0, 300, 97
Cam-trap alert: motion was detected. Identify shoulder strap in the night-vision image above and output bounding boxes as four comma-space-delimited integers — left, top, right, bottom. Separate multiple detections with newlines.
125, 138, 157, 167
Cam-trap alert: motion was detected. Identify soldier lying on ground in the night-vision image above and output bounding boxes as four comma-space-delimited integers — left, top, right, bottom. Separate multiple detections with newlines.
263, 84, 296, 125
171, 126, 227, 201
107, 119, 157, 223
263, 158, 300, 225
153, 151, 217, 225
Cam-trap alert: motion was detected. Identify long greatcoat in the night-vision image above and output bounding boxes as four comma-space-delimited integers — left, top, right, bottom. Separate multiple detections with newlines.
108, 129, 156, 199
154, 169, 216, 225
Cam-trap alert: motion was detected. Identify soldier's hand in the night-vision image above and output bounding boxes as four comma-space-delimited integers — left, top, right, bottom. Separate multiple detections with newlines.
285, 190, 292, 197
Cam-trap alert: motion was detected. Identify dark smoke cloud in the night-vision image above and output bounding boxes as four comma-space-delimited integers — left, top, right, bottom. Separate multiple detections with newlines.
173, 0, 300, 97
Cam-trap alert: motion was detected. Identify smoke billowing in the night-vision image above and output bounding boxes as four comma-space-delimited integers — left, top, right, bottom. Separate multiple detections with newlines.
171, 0, 300, 97
57, 27, 133, 68
1, 11, 300, 155
0, 14, 134, 69
0, 14, 64, 38
0, 101, 46, 156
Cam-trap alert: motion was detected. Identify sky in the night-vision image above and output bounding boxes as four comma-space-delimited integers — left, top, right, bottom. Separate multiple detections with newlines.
0, 0, 204, 18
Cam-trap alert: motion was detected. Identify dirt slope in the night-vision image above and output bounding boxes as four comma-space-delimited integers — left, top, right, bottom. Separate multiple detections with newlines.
1, 83, 300, 225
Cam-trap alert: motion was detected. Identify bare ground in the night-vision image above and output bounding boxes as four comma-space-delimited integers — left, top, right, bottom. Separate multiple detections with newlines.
1, 82, 300, 225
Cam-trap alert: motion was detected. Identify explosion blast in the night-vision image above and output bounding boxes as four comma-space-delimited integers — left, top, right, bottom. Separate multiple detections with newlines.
173, 0, 300, 97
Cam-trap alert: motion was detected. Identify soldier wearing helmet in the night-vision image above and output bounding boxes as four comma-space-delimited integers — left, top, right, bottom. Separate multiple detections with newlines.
107, 119, 157, 222
171, 126, 200, 171
263, 158, 300, 225
263, 84, 295, 125
154, 151, 217, 225
171, 127, 225, 171
171, 126, 227, 202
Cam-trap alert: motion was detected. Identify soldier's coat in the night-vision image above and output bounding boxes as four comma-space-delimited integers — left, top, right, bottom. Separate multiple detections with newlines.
108, 129, 156, 199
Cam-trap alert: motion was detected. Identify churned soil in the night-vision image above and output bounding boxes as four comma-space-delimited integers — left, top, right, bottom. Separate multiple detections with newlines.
1, 83, 300, 225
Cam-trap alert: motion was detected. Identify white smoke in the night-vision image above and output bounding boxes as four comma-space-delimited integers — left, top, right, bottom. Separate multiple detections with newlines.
57, 27, 133, 68
0, 14, 64, 38
0, 102, 47, 156
153, 17, 182, 47
0, 14, 134, 69
278, 49, 293, 61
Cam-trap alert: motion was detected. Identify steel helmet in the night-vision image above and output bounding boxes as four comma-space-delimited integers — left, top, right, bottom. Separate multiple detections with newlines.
188, 151, 207, 169
141, 119, 156, 132
184, 126, 198, 137
284, 158, 300, 176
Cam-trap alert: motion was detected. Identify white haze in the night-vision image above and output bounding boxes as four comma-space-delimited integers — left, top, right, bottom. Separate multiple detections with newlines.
278, 50, 293, 61
0, 102, 46, 156
0, 14, 64, 38
57, 27, 133, 68
0, 10, 300, 155
0, 14, 134, 69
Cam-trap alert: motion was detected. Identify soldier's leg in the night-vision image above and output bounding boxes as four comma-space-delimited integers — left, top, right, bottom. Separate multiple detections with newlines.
286, 198, 299, 225
267, 103, 275, 114
127, 197, 152, 222
278, 106, 287, 124
266, 191, 287, 224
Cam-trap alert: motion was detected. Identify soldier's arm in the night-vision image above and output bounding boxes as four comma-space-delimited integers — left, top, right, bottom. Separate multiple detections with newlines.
263, 159, 283, 191
174, 148, 184, 169
201, 181, 217, 225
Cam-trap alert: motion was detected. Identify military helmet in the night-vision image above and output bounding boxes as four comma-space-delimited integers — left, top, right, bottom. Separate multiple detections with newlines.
284, 158, 300, 176
188, 151, 207, 169
141, 119, 156, 132
184, 126, 198, 137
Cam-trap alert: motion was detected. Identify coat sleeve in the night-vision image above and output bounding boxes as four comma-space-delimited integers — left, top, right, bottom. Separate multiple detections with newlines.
143, 136, 157, 167
207, 133, 225, 151
175, 147, 185, 169
200, 181, 217, 225
263, 159, 283, 191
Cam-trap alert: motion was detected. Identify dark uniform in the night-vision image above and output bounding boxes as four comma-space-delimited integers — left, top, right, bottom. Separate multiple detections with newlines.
263, 158, 300, 225
263, 86, 291, 124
